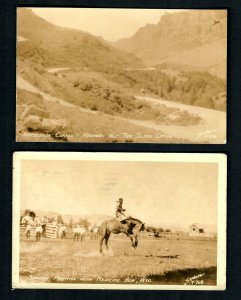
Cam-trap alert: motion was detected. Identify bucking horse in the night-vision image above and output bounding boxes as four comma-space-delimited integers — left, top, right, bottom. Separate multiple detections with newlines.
98, 217, 145, 253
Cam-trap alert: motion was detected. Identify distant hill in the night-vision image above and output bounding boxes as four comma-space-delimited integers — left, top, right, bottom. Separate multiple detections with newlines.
21, 209, 217, 233
17, 8, 145, 70
21, 209, 112, 226
115, 10, 227, 78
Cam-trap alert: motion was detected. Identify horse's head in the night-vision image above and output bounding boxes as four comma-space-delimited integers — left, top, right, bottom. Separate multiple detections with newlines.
140, 223, 145, 231
128, 218, 145, 232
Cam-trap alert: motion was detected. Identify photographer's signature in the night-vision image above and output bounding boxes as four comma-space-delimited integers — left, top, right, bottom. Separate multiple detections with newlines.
195, 130, 217, 142
184, 273, 205, 285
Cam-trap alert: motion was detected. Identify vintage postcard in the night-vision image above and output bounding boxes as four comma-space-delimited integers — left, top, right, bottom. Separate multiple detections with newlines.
12, 152, 226, 290
16, 8, 227, 143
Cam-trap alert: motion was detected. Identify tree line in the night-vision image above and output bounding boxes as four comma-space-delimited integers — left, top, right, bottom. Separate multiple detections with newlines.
108, 69, 226, 111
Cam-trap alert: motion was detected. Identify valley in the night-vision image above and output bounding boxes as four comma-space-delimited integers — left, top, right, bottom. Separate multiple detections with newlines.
16, 8, 227, 143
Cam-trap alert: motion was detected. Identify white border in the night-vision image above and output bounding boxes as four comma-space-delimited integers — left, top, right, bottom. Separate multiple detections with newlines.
12, 152, 227, 290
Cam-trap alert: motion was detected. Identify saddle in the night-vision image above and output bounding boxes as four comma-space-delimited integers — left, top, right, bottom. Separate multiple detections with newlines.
118, 218, 135, 234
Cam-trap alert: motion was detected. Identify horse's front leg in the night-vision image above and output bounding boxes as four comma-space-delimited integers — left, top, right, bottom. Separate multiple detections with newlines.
124, 232, 135, 248
105, 233, 110, 251
134, 235, 138, 247
99, 235, 105, 253
130, 235, 136, 248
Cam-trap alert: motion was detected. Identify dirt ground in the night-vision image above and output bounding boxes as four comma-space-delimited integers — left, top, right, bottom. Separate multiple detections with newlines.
19, 237, 217, 286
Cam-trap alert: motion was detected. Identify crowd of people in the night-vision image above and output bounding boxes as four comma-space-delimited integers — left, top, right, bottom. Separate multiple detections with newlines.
21, 213, 47, 242
21, 198, 129, 242
21, 211, 94, 242
73, 224, 86, 242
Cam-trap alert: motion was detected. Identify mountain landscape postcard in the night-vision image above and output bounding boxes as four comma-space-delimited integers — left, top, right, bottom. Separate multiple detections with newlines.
16, 8, 227, 143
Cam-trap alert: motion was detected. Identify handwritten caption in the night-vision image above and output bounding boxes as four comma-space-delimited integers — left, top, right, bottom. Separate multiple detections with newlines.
21, 131, 169, 140
28, 275, 152, 284
195, 130, 217, 142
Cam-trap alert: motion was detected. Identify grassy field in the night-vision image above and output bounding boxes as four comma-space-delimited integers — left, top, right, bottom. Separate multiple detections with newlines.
19, 237, 217, 286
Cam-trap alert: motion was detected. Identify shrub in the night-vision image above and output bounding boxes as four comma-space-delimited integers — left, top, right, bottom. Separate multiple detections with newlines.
81, 82, 92, 91
73, 81, 80, 87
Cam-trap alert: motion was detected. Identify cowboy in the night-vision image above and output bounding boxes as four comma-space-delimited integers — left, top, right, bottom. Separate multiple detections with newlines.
115, 198, 128, 224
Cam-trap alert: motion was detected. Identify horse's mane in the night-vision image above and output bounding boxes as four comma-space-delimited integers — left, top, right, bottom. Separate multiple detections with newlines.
127, 217, 144, 224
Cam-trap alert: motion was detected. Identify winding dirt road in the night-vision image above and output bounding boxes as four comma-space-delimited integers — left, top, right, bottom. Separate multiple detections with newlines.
17, 75, 226, 143
136, 95, 226, 143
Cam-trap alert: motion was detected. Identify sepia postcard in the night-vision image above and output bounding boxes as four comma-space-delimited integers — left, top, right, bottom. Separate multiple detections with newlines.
12, 152, 226, 290
16, 8, 227, 144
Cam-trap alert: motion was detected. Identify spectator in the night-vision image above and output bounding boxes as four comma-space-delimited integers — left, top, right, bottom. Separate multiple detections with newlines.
25, 223, 32, 239
35, 224, 43, 242
61, 224, 67, 239
73, 225, 80, 242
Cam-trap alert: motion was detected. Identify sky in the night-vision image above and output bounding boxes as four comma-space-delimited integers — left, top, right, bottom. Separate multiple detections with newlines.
20, 159, 218, 229
31, 8, 187, 41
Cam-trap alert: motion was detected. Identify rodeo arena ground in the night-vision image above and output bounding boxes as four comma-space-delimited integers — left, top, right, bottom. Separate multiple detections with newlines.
19, 212, 217, 286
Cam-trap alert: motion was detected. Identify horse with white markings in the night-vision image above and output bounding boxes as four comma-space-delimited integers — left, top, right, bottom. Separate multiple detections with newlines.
98, 217, 145, 253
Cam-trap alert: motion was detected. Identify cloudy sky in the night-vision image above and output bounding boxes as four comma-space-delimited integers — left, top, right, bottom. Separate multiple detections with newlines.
19, 158, 218, 229
31, 8, 187, 41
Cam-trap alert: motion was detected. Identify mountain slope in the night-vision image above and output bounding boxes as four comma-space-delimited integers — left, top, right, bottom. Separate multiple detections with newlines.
17, 8, 145, 70
115, 10, 227, 78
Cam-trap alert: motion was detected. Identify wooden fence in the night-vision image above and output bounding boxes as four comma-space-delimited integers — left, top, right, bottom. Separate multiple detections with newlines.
20, 224, 36, 237
45, 223, 58, 239
20, 223, 58, 239
140, 231, 216, 241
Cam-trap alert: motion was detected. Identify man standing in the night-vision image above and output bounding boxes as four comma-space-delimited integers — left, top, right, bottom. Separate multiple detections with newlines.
25, 223, 32, 239
35, 224, 43, 242
73, 225, 80, 242
60, 224, 67, 239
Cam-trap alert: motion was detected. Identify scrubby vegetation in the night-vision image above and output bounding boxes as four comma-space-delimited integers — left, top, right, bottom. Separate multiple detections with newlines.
107, 70, 226, 111
18, 60, 201, 127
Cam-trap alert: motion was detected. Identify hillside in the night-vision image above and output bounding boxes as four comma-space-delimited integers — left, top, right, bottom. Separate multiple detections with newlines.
115, 10, 227, 78
17, 8, 145, 70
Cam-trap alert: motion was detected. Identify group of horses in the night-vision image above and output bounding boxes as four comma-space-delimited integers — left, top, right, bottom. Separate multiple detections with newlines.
21, 213, 145, 253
